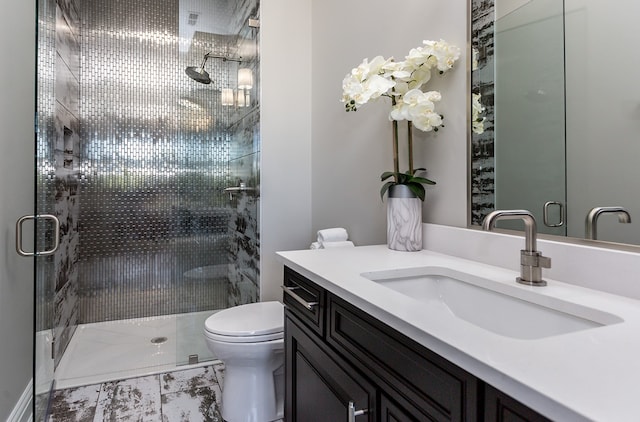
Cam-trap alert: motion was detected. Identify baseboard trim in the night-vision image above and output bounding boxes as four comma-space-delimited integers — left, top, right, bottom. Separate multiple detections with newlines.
7, 379, 32, 422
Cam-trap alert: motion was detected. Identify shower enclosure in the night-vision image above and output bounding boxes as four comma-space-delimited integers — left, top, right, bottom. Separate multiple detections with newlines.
34, 0, 260, 418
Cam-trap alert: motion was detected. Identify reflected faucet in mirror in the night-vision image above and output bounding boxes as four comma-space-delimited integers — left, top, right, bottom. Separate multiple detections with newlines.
482, 210, 551, 287
585, 207, 632, 240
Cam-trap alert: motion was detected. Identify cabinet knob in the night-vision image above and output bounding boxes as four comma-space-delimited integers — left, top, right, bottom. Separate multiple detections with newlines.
348, 401, 367, 421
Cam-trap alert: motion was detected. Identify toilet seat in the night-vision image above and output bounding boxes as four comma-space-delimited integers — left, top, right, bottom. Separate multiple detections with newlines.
204, 330, 282, 343
204, 301, 284, 343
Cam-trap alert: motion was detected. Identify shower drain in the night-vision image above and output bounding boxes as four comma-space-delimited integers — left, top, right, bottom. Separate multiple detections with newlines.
150, 336, 168, 344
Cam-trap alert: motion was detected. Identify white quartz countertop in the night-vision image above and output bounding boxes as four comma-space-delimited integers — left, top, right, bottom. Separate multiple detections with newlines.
277, 245, 640, 421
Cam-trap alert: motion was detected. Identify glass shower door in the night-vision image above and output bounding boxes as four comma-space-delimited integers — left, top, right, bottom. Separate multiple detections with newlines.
34, 0, 79, 417
33, 0, 262, 407
173, 0, 261, 366
493, 0, 566, 235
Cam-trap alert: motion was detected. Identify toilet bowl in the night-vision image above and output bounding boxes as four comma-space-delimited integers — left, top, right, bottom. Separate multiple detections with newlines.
204, 301, 284, 422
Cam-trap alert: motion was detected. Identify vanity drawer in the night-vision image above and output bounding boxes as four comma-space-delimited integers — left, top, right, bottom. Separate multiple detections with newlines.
327, 293, 478, 421
283, 267, 325, 337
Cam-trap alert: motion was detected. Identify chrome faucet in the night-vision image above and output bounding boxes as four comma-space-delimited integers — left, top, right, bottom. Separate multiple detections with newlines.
482, 210, 551, 286
585, 206, 631, 240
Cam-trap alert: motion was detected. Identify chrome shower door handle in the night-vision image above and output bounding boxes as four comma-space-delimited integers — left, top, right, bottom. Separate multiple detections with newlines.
543, 201, 564, 227
16, 214, 60, 257
348, 401, 367, 421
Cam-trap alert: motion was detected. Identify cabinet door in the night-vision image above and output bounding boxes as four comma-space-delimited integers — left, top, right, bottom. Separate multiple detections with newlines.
285, 311, 375, 421
380, 394, 425, 422
484, 384, 552, 422
328, 294, 478, 421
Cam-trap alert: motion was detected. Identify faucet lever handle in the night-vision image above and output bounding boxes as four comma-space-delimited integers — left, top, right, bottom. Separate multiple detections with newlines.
538, 255, 551, 269
521, 250, 551, 268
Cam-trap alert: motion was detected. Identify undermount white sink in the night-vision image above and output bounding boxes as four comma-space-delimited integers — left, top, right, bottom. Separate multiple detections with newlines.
361, 266, 623, 340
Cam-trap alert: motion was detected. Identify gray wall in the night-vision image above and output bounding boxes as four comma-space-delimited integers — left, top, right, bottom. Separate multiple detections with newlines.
310, 0, 469, 244
0, 0, 35, 418
260, 0, 468, 300
260, 0, 313, 301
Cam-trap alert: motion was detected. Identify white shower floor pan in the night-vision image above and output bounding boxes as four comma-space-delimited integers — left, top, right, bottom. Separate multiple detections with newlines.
55, 310, 219, 390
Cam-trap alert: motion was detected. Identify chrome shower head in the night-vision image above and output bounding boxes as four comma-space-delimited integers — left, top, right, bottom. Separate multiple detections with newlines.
185, 52, 243, 84
185, 53, 212, 84
185, 65, 211, 84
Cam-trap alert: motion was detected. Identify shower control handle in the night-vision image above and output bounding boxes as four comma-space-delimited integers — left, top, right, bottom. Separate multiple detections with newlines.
348, 401, 367, 421
281, 285, 318, 310
16, 214, 60, 257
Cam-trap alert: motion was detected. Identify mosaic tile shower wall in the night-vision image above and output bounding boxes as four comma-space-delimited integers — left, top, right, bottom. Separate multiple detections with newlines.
227, 3, 260, 307
76, 0, 258, 323
471, 0, 496, 225
35, 0, 260, 409
35, 4, 57, 416
36, 0, 57, 337
36, 0, 84, 367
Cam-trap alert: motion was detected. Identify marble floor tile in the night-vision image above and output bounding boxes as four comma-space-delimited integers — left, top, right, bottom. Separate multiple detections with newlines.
160, 366, 217, 395
212, 362, 225, 391
50, 384, 101, 422
161, 385, 222, 422
51, 365, 233, 422
93, 375, 162, 421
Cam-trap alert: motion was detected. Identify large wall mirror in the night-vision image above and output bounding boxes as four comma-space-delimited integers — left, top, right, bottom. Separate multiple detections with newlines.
470, 0, 640, 247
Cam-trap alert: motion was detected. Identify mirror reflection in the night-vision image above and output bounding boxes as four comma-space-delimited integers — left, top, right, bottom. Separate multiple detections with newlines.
471, 0, 640, 246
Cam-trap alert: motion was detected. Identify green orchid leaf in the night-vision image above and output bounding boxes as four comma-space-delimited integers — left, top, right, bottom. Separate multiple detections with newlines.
380, 181, 395, 201
410, 176, 436, 185
412, 167, 426, 175
380, 171, 396, 181
407, 183, 426, 201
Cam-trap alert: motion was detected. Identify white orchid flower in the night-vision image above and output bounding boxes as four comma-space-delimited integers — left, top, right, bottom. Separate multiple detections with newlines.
389, 89, 443, 132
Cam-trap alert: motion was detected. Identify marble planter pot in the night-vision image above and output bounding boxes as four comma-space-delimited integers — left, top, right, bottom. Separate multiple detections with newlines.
386, 185, 422, 251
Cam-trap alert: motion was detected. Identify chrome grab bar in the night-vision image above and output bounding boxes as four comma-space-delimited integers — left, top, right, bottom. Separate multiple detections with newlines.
223, 182, 258, 199
16, 214, 60, 257
281, 285, 318, 310
223, 186, 257, 193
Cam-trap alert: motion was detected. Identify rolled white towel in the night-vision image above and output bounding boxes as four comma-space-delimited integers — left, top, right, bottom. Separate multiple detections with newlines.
317, 227, 348, 243
310, 242, 322, 250
321, 240, 355, 249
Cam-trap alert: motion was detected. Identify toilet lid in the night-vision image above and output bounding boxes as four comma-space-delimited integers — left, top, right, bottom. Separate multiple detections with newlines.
204, 301, 284, 337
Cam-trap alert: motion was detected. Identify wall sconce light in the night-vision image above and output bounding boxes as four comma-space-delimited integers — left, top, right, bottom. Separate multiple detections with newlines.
237, 91, 246, 107
221, 88, 234, 106
237, 68, 253, 90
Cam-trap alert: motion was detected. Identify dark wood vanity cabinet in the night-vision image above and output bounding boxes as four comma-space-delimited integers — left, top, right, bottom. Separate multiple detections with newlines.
283, 267, 549, 422
484, 385, 552, 422
286, 312, 376, 421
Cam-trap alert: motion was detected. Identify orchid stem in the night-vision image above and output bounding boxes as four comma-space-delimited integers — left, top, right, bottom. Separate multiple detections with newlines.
407, 121, 414, 175
391, 96, 399, 183
392, 120, 399, 182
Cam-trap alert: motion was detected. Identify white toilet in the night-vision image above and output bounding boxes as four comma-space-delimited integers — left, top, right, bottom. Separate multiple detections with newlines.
204, 301, 285, 422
